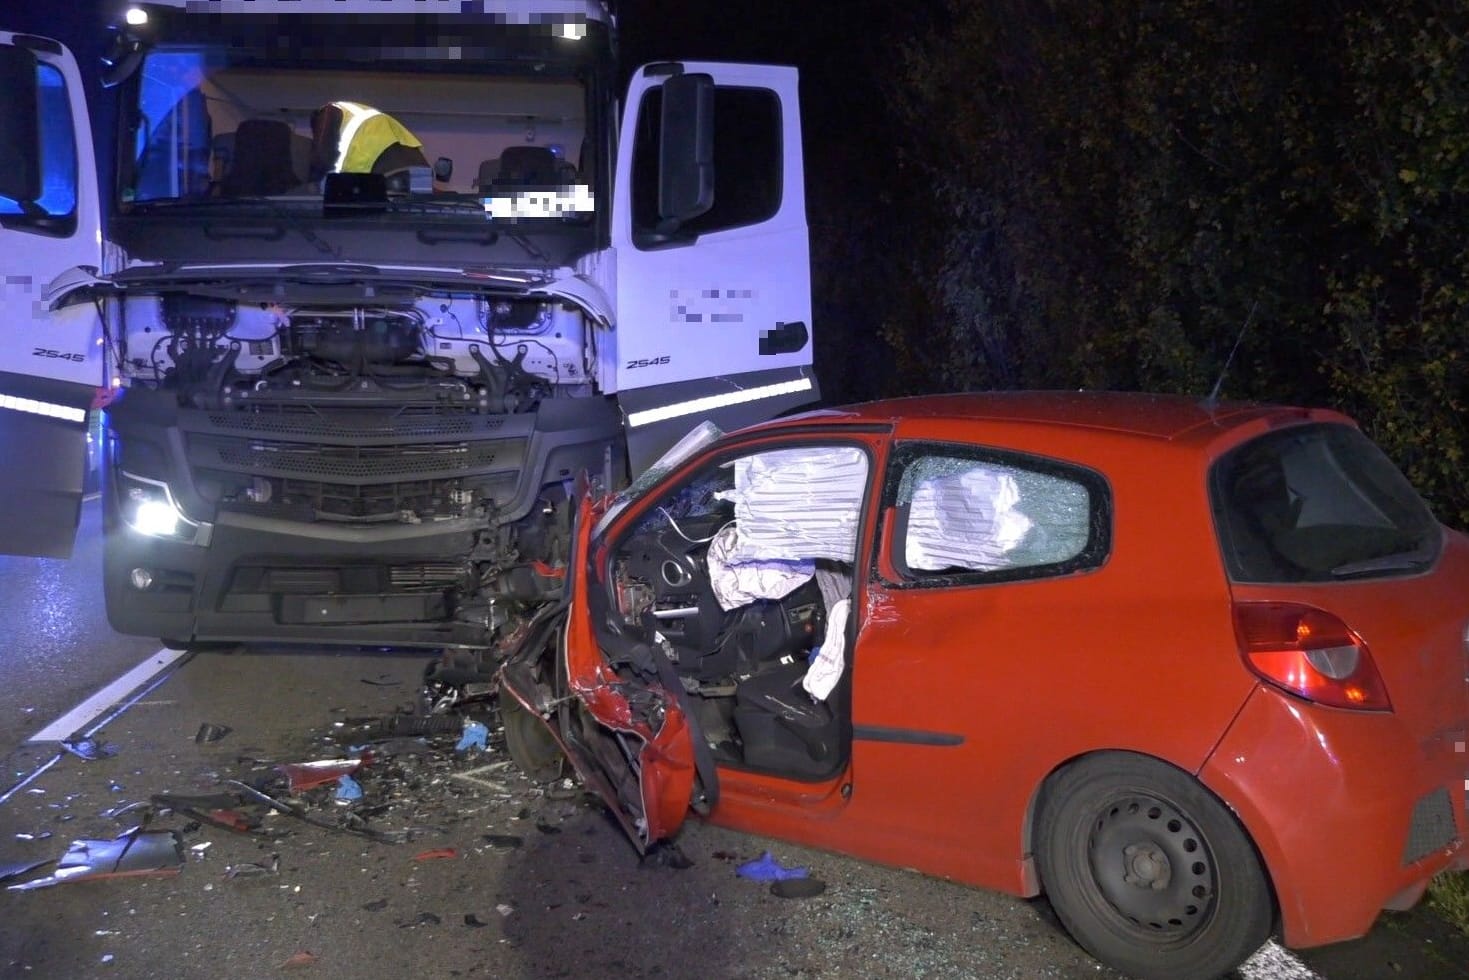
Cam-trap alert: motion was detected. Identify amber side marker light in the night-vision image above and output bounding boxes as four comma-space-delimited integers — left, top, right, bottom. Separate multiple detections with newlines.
1234, 602, 1392, 711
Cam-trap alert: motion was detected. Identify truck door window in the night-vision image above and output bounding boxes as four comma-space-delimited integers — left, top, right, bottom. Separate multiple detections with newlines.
631, 86, 781, 242
0, 61, 78, 233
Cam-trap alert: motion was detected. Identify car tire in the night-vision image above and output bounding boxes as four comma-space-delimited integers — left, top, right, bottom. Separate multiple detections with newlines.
501, 689, 564, 784
1035, 752, 1274, 980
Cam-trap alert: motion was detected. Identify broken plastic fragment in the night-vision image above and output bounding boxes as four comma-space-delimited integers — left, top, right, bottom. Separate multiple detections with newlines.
279, 758, 365, 793
412, 848, 457, 862
0, 859, 50, 884
7, 830, 184, 890
495, 903, 515, 917
60, 737, 118, 762
279, 950, 317, 969
194, 723, 231, 744
735, 851, 808, 882
14, 831, 53, 841
333, 775, 363, 802
224, 854, 279, 878
455, 720, 489, 753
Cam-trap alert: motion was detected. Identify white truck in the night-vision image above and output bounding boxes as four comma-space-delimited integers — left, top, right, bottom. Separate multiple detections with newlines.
0, 1, 817, 653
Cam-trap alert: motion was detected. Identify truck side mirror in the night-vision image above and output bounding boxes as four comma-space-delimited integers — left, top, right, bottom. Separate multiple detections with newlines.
657, 72, 714, 229
100, 27, 146, 89
0, 44, 41, 208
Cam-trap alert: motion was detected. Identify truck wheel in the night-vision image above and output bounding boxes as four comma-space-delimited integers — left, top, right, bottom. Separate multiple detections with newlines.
1035, 753, 1273, 980
501, 691, 564, 784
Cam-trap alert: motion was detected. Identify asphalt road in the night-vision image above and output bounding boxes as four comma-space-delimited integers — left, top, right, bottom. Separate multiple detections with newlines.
0, 502, 1466, 979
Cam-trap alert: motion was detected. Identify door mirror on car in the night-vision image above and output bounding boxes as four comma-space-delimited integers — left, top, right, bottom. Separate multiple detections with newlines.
0, 44, 42, 208
657, 72, 714, 230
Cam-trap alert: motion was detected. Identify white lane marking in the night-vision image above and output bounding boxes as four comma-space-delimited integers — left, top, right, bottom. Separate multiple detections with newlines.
28, 647, 189, 743
83, 492, 101, 502
1238, 939, 1323, 980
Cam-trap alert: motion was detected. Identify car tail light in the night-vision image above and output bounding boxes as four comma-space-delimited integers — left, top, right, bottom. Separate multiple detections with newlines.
1234, 602, 1392, 711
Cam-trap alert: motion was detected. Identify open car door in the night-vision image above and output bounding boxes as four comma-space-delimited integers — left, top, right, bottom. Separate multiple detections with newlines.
0, 31, 103, 558
500, 493, 711, 853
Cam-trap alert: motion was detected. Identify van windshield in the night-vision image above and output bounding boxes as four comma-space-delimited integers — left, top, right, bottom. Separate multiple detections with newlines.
1210, 423, 1441, 582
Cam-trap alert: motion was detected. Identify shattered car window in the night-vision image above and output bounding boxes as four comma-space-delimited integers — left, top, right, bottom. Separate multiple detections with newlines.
896, 453, 1096, 575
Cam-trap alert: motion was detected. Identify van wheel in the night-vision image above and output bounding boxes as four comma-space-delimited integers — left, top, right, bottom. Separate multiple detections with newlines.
501, 691, 564, 784
1035, 753, 1273, 980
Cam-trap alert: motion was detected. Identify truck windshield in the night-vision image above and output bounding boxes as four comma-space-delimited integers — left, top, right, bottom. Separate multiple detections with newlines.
121, 40, 599, 227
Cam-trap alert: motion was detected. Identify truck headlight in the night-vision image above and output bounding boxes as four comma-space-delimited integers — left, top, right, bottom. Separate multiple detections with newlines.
119, 471, 200, 541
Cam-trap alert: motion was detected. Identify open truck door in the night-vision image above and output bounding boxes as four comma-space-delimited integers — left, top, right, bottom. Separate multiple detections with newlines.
612, 62, 817, 474
0, 32, 103, 558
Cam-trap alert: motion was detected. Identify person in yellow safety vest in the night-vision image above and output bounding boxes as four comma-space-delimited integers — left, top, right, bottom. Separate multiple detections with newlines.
308, 101, 429, 182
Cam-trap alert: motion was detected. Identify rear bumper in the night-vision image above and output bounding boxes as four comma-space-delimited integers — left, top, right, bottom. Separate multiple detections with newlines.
1200, 685, 1467, 948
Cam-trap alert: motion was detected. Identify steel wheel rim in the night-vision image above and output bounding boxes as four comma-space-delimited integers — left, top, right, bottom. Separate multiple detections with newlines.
1085, 793, 1217, 941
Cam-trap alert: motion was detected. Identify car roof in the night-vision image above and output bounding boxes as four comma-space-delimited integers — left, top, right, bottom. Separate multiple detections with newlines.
752, 391, 1349, 445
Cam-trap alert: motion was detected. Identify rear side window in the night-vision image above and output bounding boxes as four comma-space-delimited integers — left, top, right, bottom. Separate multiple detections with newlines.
885, 444, 1111, 586
1210, 424, 1441, 582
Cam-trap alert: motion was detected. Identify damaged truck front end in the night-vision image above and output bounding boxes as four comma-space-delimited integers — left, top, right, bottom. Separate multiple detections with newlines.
103, 272, 615, 648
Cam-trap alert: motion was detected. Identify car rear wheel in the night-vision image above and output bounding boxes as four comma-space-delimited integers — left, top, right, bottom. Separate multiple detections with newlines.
1035, 752, 1273, 980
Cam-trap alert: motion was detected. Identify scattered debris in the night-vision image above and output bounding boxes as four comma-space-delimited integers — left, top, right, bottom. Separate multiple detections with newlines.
402, 912, 441, 928
735, 851, 808, 882
454, 720, 489, 753
14, 831, 53, 842
60, 737, 118, 762
225, 854, 280, 879
101, 801, 152, 823
771, 877, 827, 899
463, 913, 487, 928
495, 903, 516, 917
279, 758, 366, 793
279, 950, 318, 970
413, 847, 458, 861
640, 841, 693, 870
7, 830, 184, 890
482, 834, 524, 850
451, 764, 509, 793
333, 775, 363, 802
151, 793, 274, 837
0, 859, 50, 884
360, 675, 402, 687
194, 723, 232, 744
361, 898, 389, 912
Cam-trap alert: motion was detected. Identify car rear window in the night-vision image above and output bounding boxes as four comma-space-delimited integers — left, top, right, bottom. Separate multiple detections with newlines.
1210, 423, 1441, 582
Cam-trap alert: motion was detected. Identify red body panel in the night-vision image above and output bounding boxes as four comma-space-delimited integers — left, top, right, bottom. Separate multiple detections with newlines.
550, 392, 1469, 954
1202, 684, 1467, 946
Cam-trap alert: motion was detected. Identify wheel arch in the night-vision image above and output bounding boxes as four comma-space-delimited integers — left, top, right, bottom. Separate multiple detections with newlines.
1020, 747, 1282, 932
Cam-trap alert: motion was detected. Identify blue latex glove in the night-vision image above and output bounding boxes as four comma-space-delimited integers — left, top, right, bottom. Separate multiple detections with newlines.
334, 774, 363, 801
455, 720, 489, 752
736, 851, 808, 882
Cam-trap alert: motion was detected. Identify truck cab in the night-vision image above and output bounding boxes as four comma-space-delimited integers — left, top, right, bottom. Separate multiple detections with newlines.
0, 1, 816, 652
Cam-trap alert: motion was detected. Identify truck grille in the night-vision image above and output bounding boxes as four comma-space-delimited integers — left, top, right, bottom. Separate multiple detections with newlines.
182, 406, 530, 519
197, 436, 503, 480
205, 406, 495, 439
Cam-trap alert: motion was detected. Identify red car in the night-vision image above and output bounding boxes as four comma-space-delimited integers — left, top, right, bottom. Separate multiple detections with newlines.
500, 391, 1469, 979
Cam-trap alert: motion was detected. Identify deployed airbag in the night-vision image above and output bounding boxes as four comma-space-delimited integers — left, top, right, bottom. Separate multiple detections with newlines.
717, 446, 868, 563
